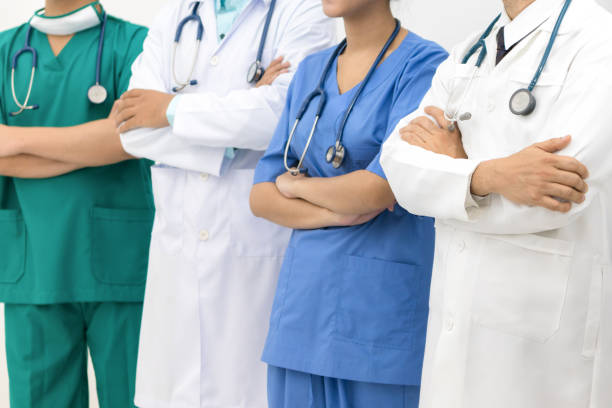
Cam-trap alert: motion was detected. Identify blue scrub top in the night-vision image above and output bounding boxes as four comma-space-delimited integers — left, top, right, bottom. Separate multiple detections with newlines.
254, 32, 448, 386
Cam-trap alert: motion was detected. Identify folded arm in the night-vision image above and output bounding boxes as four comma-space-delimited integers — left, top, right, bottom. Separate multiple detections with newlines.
0, 155, 82, 178
1, 119, 132, 167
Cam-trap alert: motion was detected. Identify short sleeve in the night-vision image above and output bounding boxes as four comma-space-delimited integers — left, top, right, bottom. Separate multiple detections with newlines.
116, 25, 148, 96
253, 77, 298, 184
366, 44, 449, 179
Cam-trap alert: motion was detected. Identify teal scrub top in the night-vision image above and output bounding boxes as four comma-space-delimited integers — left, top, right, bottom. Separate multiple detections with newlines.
0, 16, 153, 304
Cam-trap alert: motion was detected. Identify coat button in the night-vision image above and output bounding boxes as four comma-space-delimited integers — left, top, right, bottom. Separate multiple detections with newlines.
445, 317, 455, 332
199, 230, 209, 241
457, 241, 466, 253
200, 173, 209, 181
210, 56, 219, 66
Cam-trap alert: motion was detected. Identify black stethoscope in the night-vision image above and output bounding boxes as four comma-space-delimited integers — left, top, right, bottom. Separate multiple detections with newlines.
10, 12, 108, 117
283, 19, 401, 175
445, 0, 572, 128
172, 0, 277, 93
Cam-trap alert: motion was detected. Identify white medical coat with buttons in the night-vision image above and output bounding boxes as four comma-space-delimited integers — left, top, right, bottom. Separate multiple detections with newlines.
119, 1, 336, 406
380, 0, 612, 407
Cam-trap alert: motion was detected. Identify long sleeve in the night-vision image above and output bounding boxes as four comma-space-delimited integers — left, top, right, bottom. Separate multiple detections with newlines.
171, 0, 336, 150
381, 34, 612, 235
119, 4, 229, 175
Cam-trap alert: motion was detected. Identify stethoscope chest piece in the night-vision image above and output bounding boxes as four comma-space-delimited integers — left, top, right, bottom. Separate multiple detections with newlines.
326, 142, 346, 169
247, 60, 264, 84
88, 84, 108, 104
509, 88, 536, 116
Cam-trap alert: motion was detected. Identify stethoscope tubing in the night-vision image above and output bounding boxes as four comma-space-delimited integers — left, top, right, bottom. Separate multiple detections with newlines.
283, 19, 401, 174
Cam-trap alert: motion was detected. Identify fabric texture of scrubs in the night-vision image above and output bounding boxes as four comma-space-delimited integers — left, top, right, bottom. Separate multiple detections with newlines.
253, 32, 448, 401
268, 366, 420, 408
4, 302, 142, 408
380, 0, 612, 407
0, 12, 151, 408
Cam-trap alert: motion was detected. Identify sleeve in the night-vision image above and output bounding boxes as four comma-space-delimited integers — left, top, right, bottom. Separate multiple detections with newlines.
119, 6, 228, 175
116, 25, 148, 96
446, 41, 612, 235
366, 46, 449, 179
171, 0, 337, 151
253, 74, 297, 184
381, 36, 612, 235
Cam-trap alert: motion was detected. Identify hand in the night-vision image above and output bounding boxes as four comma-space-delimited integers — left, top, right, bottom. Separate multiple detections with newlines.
0, 124, 21, 157
333, 209, 384, 227
256, 57, 291, 88
276, 170, 305, 199
115, 89, 175, 133
471, 135, 589, 213
400, 106, 468, 159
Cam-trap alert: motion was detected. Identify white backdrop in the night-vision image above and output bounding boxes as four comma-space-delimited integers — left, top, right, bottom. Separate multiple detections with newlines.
1, 0, 612, 407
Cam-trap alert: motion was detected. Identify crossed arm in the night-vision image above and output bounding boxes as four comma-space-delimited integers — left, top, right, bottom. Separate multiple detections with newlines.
250, 170, 395, 230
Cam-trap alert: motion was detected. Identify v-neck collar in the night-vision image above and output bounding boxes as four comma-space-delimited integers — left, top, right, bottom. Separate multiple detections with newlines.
32, 25, 98, 69
330, 32, 413, 98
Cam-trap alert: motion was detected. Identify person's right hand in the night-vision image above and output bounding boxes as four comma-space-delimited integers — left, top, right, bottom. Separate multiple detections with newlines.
471, 135, 589, 213
255, 57, 291, 88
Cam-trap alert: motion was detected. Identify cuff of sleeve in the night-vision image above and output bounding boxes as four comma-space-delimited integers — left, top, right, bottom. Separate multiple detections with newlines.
166, 95, 181, 127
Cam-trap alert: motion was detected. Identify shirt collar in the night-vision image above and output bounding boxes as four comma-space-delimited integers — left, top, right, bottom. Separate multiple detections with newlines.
498, 0, 565, 49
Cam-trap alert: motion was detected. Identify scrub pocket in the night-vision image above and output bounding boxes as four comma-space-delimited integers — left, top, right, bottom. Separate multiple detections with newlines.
472, 234, 574, 342
91, 207, 154, 286
0, 209, 26, 284
335, 255, 425, 350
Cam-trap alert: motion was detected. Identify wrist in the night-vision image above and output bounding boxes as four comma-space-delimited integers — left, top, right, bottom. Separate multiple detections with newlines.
471, 159, 499, 196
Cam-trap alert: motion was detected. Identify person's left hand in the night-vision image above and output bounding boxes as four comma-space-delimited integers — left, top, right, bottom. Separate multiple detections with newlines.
400, 106, 468, 159
276, 170, 306, 199
115, 89, 175, 133
0, 124, 21, 157
256, 56, 291, 88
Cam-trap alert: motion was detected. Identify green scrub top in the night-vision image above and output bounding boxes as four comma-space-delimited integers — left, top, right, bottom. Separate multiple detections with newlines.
0, 16, 153, 304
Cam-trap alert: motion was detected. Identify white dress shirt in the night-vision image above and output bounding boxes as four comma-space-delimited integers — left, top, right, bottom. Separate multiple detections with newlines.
381, 0, 612, 407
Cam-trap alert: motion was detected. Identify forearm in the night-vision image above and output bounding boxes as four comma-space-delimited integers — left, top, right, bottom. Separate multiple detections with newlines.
0, 155, 82, 179
291, 170, 395, 215
12, 119, 133, 166
250, 182, 341, 230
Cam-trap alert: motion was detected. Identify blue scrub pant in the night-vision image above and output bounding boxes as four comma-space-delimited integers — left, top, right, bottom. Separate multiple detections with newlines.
268, 366, 420, 408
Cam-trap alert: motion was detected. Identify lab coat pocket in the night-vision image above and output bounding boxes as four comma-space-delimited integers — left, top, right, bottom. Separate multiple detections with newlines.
0, 210, 26, 284
336, 255, 426, 350
582, 264, 604, 358
473, 234, 574, 342
91, 207, 154, 286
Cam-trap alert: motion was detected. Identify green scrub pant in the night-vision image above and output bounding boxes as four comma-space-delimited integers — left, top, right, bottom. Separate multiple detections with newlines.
4, 302, 143, 408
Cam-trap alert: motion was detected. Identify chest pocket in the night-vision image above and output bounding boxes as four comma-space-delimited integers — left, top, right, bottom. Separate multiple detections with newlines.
472, 234, 573, 342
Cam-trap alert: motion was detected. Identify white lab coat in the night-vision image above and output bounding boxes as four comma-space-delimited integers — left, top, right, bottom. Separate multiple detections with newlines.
380, 0, 612, 407
120, 1, 336, 407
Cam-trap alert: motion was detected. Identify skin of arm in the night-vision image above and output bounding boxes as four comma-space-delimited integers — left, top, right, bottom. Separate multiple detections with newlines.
250, 182, 383, 230
0, 118, 134, 167
275, 170, 396, 215
0, 155, 82, 178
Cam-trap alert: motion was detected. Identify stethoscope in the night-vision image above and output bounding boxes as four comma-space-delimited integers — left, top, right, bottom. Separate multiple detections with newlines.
283, 19, 401, 176
172, 0, 277, 93
444, 0, 572, 129
10, 12, 108, 117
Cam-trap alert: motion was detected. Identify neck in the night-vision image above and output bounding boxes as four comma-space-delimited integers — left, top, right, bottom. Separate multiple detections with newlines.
44, 0, 97, 17
503, 0, 537, 20
343, 4, 396, 53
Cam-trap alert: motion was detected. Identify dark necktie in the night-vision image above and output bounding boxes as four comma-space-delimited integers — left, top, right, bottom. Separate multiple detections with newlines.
496, 26, 518, 65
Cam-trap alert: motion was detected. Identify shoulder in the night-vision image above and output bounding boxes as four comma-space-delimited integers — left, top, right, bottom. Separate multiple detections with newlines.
293, 44, 338, 79
401, 32, 449, 68
106, 15, 148, 41
0, 24, 28, 57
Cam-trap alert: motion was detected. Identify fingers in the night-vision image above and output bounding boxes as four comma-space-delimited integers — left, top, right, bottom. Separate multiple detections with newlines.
266, 56, 285, 69
551, 155, 589, 179
120, 89, 144, 100
116, 107, 137, 126
549, 169, 589, 193
535, 135, 571, 153
399, 126, 427, 147
538, 196, 572, 213
542, 183, 586, 205
411, 116, 439, 132
424, 106, 451, 130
